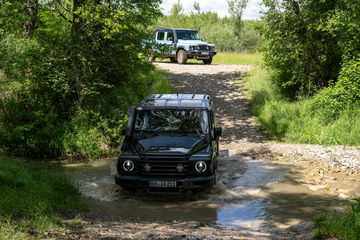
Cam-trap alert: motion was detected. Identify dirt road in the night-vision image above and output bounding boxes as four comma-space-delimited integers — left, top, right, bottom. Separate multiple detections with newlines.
65, 62, 360, 240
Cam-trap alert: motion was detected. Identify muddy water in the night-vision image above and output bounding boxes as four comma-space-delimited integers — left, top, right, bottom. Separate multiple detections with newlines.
64, 156, 348, 230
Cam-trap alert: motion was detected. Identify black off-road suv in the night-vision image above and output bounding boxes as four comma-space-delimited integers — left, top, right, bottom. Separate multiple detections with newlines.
115, 94, 222, 193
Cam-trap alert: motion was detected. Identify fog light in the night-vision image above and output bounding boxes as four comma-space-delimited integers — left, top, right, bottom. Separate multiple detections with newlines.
123, 160, 134, 172
144, 163, 151, 172
195, 161, 206, 173
176, 163, 184, 172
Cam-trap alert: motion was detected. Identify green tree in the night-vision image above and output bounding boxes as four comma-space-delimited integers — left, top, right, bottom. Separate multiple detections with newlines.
260, 0, 360, 98
170, 0, 183, 16
0, 0, 162, 157
193, 1, 200, 13
228, 0, 248, 38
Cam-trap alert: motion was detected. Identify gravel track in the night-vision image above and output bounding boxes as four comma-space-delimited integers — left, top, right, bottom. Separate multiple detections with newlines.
63, 62, 360, 240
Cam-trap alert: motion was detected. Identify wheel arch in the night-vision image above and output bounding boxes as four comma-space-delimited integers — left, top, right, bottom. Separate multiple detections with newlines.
176, 47, 186, 54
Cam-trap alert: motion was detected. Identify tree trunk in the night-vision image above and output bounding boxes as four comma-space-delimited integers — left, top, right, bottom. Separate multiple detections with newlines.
23, 0, 38, 35
71, 0, 86, 107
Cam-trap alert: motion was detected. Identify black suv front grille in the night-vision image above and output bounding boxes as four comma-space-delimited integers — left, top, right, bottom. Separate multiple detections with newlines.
139, 156, 191, 177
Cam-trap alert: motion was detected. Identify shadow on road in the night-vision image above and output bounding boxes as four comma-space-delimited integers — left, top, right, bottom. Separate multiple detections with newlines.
163, 65, 266, 145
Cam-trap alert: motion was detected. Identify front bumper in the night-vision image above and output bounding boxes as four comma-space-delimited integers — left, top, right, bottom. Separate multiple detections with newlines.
115, 174, 215, 191
187, 51, 217, 59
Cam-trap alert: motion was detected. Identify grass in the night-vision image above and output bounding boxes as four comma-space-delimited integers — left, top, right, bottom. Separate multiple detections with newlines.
244, 66, 360, 146
313, 199, 360, 239
212, 52, 263, 65
149, 68, 174, 94
0, 154, 82, 239
156, 52, 263, 65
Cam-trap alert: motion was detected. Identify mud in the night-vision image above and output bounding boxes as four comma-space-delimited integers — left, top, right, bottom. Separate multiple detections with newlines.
63, 62, 360, 240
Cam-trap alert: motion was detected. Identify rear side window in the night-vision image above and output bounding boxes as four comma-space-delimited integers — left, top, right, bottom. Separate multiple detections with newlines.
157, 32, 165, 40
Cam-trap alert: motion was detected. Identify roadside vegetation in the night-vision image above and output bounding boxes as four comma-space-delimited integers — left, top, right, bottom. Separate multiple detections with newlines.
0, 0, 171, 159
313, 200, 360, 239
243, 0, 360, 146
245, 65, 360, 146
0, 154, 81, 239
150, 1, 260, 53
158, 52, 263, 65
248, 1, 360, 238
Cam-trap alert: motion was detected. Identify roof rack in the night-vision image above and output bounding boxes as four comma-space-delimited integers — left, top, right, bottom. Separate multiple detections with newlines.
139, 94, 212, 109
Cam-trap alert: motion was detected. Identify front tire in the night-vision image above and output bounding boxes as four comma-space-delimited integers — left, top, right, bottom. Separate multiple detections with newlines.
203, 56, 213, 65
177, 49, 187, 64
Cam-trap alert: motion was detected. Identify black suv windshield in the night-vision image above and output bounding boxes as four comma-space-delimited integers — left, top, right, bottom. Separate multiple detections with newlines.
134, 109, 208, 134
176, 30, 200, 40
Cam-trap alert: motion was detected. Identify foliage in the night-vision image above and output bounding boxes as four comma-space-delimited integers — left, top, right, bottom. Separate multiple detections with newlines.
0, 154, 81, 238
151, 3, 261, 53
245, 65, 360, 146
313, 199, 360, 240
212, 52, 262, 65
0, 0, 169, 158
309, 57, 360, 122
260, 0, 360, 98
228, 0, 248, 38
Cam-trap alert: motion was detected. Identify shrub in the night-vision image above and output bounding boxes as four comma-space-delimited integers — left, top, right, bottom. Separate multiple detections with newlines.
309, 57, 360, 122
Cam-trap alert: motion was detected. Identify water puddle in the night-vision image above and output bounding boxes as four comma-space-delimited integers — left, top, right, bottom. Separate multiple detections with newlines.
64, 155, 349, 230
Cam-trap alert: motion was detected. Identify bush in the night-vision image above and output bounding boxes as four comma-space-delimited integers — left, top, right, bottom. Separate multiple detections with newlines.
260, 0, 360, 98
245, 66, 360, 146
0, 1, 171, 159
309, 57, 360, 122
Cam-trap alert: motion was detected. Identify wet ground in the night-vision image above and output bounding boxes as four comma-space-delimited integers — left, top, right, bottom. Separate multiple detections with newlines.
63, 62, 360, 239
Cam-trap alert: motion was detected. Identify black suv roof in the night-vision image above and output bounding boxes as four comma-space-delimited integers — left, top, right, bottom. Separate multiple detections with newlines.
138, 94, 212, 110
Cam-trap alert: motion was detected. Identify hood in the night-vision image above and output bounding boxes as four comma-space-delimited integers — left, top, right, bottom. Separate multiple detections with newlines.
177, 39, 211, 45
134, 135, 208, 155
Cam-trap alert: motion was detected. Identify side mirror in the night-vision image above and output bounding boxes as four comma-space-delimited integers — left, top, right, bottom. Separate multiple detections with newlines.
214, 127, 222, 137
125, 106, 136, 138
168, 37, 174, 42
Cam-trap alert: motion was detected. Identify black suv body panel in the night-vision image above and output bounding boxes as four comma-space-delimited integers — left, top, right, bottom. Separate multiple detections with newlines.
115, 94, 221, 192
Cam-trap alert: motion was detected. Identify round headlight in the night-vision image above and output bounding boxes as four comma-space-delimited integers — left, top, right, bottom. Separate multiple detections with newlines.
123, 160, 134, 172
144, 163, 151, 172
195, 161, 207, 173
176, 163, 184, 172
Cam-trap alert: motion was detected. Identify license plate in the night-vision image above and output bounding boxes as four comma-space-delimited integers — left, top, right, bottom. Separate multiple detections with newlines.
202, 52, 209, 55
149, 181, 177, 188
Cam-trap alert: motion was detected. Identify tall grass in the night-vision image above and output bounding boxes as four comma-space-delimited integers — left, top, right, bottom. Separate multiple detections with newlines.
313, 199, 360, 239
212, 52, 263, 65
156, 52, 263, 65
244, 67, 360, 146
0, 154, 81, 239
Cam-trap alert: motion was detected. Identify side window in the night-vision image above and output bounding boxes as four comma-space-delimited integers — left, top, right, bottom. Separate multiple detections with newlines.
157, 32, 165, 40
166, 32, 174, 41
